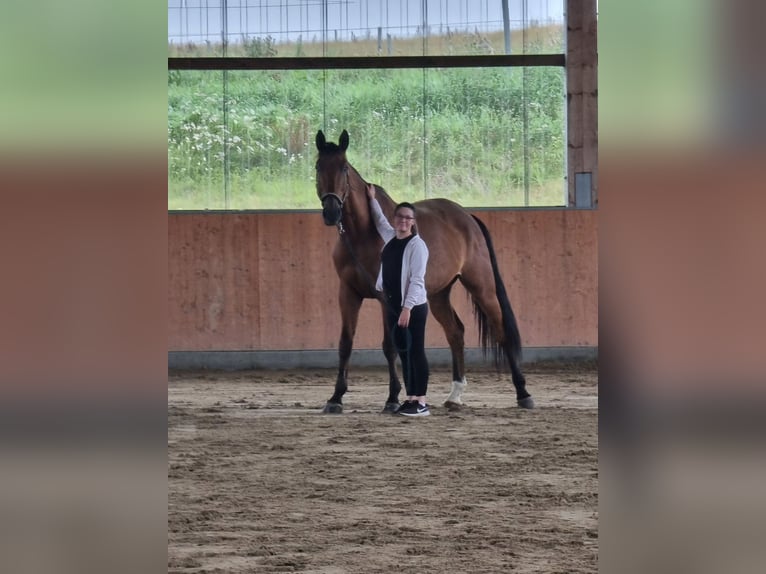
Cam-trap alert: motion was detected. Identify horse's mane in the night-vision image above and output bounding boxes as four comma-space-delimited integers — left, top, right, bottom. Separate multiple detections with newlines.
346, 161, 396, 210
373, 183, 396, 206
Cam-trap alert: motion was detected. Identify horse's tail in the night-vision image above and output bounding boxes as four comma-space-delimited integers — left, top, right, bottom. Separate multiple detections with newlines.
470, 214, 522, 370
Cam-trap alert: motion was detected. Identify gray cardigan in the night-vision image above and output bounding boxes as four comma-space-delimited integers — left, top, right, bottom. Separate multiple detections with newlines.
369, 198, 429, 309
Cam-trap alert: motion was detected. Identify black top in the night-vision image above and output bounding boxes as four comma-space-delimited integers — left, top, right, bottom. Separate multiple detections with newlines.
381, 234, 415, 308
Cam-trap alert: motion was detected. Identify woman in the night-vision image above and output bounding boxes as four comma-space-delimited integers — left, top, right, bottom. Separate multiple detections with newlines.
367, 184, 431, 417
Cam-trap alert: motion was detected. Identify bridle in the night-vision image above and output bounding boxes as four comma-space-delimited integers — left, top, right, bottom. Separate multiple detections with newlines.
320, 167, 351, 234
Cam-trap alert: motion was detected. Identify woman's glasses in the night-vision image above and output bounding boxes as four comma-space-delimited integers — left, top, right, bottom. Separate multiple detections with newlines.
394, 214, 415, 221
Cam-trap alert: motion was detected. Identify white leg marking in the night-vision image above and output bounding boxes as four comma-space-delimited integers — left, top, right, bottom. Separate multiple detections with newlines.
445, 377, 467, 404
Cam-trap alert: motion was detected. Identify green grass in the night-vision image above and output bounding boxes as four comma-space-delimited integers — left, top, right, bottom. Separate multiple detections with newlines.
168, 29, 566, 210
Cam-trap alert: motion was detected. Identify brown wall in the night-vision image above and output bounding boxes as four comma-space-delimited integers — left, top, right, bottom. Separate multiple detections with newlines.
168, 210, 597, 352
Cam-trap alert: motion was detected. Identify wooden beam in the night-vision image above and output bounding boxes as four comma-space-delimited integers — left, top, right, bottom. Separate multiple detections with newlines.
168, 54, 565, 71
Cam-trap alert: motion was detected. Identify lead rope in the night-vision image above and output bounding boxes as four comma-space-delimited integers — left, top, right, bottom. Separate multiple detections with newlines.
390, 322, 413, 401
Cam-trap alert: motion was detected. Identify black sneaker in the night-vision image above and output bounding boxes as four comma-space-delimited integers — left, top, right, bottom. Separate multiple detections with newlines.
400, 402, 430, 417
395, 400, 413, 413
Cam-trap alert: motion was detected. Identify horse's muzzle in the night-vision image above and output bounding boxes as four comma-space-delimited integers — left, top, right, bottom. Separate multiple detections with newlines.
321, 196, 342, 226
322, 208, 341, 226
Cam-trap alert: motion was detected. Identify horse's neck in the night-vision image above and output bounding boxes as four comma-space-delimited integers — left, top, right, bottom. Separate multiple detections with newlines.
341, 167, 396, 240
340, 181, 373, 238
375, 188, 397, 217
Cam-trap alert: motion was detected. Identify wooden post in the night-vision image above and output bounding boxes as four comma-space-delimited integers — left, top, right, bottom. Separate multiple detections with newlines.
502, 0, 511, 54
566, 0, 598, 207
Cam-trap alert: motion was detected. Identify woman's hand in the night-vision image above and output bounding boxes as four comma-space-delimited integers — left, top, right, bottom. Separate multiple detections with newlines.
367, 184, 376, 201
398, 307, 411, 328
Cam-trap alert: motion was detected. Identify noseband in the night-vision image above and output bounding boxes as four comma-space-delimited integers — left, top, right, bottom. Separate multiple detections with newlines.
321, 170, 351, 234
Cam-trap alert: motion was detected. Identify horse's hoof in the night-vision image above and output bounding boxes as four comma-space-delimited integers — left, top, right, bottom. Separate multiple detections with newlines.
444, 400, 462, 412
517, 396, 535, 409
382, 402, 400, 414
322, 402, 343, 414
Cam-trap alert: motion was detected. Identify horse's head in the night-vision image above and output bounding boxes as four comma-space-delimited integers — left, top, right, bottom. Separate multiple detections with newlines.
315, 129, 351, 226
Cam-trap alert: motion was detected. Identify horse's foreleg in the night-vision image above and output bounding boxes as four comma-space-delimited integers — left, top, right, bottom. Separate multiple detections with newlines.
428, 289, 467, 410
323, 285, 363, 414
380, 300, 402, 413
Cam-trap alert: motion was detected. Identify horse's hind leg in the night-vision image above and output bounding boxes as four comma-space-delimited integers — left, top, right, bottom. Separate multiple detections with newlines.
379, 300, 402, 413
459, 271, 533, 408
510, 361, 533, 408
428, 287, 468, 409
323, 284, 363, 414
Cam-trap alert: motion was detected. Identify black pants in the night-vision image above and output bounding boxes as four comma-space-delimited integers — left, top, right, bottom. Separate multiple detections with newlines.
386, 302, 429, 397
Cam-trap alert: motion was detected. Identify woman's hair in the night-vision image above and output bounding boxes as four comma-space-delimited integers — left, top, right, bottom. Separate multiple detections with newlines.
394, 202, 416, 216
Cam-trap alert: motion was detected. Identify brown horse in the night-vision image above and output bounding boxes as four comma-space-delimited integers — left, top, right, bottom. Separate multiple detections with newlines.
315, 129, 534, 413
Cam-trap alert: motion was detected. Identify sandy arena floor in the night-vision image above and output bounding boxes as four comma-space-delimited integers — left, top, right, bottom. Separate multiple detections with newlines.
168, 362, 598, 573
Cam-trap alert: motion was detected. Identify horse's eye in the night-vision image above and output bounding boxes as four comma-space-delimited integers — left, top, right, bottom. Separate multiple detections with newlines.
342, 165, 349, 173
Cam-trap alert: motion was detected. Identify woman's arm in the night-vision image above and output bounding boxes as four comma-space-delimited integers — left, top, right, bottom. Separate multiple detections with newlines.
367, 184, 395, 242
402, 238, 429, 310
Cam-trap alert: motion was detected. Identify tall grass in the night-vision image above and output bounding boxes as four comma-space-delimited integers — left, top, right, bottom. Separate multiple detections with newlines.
168, 29, 566, 210
167, 26, 564, 58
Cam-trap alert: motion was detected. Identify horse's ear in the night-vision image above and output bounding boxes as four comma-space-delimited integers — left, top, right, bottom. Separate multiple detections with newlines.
316, 130, 326, 151
339, 129, 349, 152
